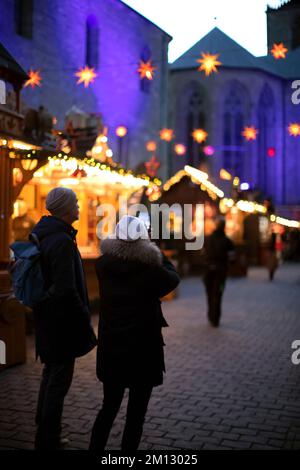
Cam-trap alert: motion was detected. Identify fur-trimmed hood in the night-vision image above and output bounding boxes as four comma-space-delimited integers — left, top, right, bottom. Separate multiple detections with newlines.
100, 237, 162, 267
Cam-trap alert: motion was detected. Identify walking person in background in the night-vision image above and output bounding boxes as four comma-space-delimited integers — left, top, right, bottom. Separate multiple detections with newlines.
203, 217, 235, 327
266, 231, 278, 281
31, 187, 97, 450
89, 215, 180, 453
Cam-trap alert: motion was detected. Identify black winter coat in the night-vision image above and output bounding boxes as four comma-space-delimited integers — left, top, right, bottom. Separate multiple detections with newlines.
31, 216, 97, 363
95, 237, 180, 387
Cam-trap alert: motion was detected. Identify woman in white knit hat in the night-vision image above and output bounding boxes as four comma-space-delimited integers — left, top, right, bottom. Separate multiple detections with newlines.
89, 215, 180, 453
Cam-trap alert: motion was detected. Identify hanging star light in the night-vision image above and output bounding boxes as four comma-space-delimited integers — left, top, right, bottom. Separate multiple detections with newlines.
197, 52, 221, 76
288, 123, 300, 137
242, 126, 258, 141
75, 65, 97, 87
146, 140, 157, 152
159, 128, 174, 142
174, 144, 186, 156
192, 128, 208, 143
271, 43, 288, 59
138, 60, 156, 80
24, 70, 42, 88
145, 155, 160, 177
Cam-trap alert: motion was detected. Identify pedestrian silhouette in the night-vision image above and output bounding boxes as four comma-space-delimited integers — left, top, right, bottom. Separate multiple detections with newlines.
203, 217, 235, 327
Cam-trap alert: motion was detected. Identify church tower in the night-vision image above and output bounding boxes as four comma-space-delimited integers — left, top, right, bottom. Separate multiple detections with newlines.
267, 0, 300, 52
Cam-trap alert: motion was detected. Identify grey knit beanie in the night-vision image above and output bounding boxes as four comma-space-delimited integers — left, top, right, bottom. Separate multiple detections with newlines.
46, 187, 77, 218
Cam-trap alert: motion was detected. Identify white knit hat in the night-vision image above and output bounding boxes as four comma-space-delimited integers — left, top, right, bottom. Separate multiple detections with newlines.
46, 187, 77, 218
115, 215, 149, 242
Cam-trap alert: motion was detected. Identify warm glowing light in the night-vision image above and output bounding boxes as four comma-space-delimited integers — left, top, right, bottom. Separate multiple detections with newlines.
138, 60, 156, 80
24, 70, 42, 88
271, 43, 288, 59
75, 66, 97, 87
146, 141, 157, 152
242, 126, 258, 141
145, 155, 160, 177
174, 144, 186, 156
220, 169, 232, 180
116, 126, 128, 137
192, 128, 208, 143
184, 165, 224, 198
288, 123, 300, 137
12, 168, 23, 186
233, 177, 240, 187
21, 159, 38, 171
159, 128, 174, 142
197, 52, 221, 76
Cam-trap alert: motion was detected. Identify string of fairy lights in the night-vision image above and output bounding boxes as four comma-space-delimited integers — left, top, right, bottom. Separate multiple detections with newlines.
148, 165, 300, 229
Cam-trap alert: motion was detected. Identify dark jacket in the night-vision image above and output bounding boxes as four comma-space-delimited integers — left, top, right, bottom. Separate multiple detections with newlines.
31, 216, 97, 363
204, 228, 235, 272
95, 237, 180, 387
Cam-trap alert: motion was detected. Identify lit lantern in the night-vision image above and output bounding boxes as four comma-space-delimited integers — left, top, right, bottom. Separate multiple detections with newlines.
159, 128, 174, 142
13, 168, 23, 186
146, 140, 157, 152
75, 66, 97, 87
203, 145, 214, 156
240, 182, 250, 191
24, 70, 42, 88
197, 52, 221, 76
242, 126, 258, 141
267, 147, 276, 157
220, 169, 232, 180
192, 128, 208, 143
138, 60, 156, 80
145, 155, 160, 177
233, 176, 240, 187
288, 123, 300, 137
116, 126, 128, 137
174, 143, 186, 155
271, 43, 288, 60
21, 159, 38, 171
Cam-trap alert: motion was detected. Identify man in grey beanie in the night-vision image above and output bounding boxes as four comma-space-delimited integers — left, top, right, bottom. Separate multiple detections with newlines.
30, 187, 97, 449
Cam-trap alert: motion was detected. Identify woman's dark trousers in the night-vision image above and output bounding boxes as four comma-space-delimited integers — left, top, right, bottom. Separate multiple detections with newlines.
89, 381, 153, 452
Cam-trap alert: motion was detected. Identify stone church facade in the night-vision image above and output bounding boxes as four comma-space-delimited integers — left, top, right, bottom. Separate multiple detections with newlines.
0, 0, 171, 177
169, 0, 300, 207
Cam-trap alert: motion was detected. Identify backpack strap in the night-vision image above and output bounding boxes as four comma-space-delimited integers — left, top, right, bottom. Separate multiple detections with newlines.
29, 232, 40, 248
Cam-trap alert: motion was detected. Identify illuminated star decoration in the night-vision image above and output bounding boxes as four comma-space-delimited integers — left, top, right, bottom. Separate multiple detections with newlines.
242, 126, 258, 141
174, 144, 186, 156
159, 128, 174, 142
271, 43, 288, 60
288, 123, 300, 137
138, 60, 156, 80
145, 155, 160, 177
24, 70, 42, 88
192, 128, 208, 143
197, 52, 221, 76
75, 66, 97, 87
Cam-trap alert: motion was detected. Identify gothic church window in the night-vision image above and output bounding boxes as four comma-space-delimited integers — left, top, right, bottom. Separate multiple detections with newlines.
15, 0, 33, 39
86, 15, 99, 69
223, 85, 245, 178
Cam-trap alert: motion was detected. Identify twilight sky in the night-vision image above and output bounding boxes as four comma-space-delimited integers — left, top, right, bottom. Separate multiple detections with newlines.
122, 0, 283, 62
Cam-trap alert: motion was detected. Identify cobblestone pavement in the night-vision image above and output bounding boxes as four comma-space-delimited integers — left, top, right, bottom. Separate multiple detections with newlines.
1, 264, 300, 451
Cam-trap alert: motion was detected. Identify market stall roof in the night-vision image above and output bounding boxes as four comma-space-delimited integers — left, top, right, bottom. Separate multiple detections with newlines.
0, 42, 28, 86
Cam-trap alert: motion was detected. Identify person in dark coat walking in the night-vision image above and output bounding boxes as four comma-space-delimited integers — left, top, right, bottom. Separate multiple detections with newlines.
31, 187, 97, 449
203, 217, 235, 327
89, 215, 180, 452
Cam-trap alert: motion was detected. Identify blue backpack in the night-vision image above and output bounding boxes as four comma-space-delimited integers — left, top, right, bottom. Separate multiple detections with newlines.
9, 234, 48, 308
